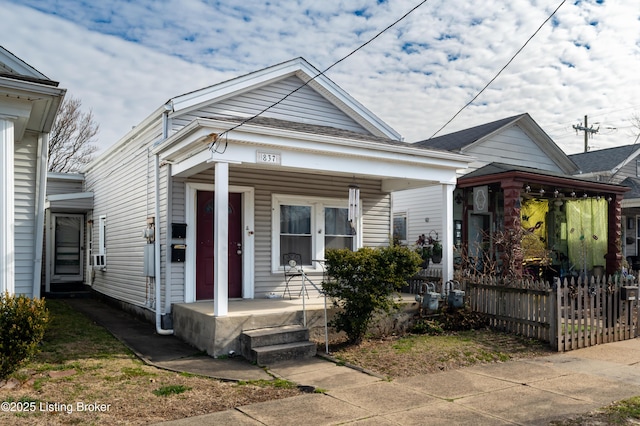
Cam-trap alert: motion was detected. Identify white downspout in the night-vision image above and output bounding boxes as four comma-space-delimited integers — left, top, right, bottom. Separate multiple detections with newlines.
154, 105, 173, 335
164, 163, 173, 322
33, 133, 48, 299
155, 152, 172, 335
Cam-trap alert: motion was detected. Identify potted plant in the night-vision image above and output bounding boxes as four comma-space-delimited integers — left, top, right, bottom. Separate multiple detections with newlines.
415, 234, 432, 268
431, 239, 443, 264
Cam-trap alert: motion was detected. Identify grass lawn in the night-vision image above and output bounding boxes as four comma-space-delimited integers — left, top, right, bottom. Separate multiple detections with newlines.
3, 299, 640, 425
0, 299, 301, 425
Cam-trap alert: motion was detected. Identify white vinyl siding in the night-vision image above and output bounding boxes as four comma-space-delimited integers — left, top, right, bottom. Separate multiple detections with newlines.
14, 135, 37, 295
169, 178, 186, 303
171, 76, 369, 135
182, 167, 389, 299
392, 185, 443, 249
46, 175, 83, 196
84, 121, 164, 308
394, 124, 567, 259
613, 158, 639, 184
465, 126, 563, 174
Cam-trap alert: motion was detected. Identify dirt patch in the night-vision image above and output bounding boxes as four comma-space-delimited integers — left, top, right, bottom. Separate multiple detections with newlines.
315, 328, 554, 379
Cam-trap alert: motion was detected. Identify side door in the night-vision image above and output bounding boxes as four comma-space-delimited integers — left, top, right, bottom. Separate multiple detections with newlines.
52, 214, 84, 282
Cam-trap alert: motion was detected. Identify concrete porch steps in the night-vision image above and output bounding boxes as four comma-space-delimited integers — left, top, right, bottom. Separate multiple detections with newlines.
241, 325, 317, 365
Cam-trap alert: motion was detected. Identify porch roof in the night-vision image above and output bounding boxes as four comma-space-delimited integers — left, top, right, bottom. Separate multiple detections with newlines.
457, 162, 629, 196
153, 116, 473, 191
45, 192, 94, 213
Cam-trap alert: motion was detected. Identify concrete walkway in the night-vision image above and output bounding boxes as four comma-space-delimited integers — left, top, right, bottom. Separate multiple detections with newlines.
156, 341, 640, 426
65, 298, 640, 425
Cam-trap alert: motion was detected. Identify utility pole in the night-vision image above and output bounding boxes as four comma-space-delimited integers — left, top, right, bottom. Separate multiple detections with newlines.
573, 115, 599, 152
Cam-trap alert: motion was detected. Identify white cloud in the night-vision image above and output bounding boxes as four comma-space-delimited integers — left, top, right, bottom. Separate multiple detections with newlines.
2, 0, 640, 155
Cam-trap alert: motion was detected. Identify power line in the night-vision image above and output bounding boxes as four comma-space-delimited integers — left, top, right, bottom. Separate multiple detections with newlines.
427, 0, 567, 140
210, 0, 431, 153
544, 105, 640, 133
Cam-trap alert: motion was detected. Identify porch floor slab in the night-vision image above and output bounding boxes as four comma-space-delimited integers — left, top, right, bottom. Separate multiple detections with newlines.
176, 296, 331, 317
171, 295, 418, 357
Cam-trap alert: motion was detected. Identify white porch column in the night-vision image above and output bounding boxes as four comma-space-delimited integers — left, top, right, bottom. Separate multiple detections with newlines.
441, 183, 455, 283
213, 161, 229, 317
0, 118, 15, 294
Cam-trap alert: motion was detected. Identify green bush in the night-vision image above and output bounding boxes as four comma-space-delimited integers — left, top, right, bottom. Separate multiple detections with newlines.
323, 246, 422, 344
0, 292, 49, 380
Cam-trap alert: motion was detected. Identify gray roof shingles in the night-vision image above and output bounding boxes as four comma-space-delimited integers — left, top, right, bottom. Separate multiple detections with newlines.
569, 144, 640, 173
412, 114, 526, 150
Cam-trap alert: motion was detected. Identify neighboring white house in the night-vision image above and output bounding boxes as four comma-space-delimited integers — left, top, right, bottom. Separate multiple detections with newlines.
0, 46, 66, 297
393, 113, 579, 252
81, 57, 472, 344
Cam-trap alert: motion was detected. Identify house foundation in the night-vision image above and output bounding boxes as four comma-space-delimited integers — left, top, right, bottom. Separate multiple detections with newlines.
172, 298, 331, 357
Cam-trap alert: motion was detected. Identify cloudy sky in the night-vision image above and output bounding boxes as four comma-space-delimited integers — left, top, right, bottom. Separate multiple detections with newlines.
2, 0, 639, 155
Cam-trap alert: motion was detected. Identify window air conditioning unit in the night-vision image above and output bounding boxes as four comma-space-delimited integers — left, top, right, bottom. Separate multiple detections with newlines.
93, 254, 106, 270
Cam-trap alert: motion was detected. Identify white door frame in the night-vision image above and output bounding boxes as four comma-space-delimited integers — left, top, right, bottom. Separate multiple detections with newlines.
184, 182, 255, 303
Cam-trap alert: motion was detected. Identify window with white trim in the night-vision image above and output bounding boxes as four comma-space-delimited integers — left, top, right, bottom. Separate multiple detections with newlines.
280, 204, 312, 264
98, 215, 106, 254
273, 195, 357, 270
393, 212, 407, 243
92, 215, 107, 269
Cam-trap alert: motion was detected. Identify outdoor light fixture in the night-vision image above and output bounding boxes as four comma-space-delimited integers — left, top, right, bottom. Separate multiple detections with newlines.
571, 191, 576, 198
554, 189, 559, 198
525, 185, 531, 193
583, 193, 588, 198
539, 188, 545, 196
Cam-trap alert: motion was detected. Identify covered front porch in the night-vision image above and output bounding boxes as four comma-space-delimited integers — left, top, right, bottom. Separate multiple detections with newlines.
150, 116, 471, 356
456, 163, 630, 279
152, 116, 471, 319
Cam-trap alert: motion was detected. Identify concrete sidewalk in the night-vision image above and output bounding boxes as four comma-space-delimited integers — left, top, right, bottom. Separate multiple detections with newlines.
157, 340, 640, 425
65, 297, 640, 425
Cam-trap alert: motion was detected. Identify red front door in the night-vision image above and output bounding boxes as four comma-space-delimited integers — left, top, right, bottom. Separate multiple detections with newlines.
196, 191, 243, 300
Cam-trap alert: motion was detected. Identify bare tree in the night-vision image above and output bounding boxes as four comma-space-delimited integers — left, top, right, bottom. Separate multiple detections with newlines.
631, 112, 640, 143
48, 96, 99, 172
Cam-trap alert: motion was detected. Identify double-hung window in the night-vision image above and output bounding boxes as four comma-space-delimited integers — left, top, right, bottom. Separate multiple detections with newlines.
324, 207, 353, 250
274, 195, 358, 271
280, 204, 313, 264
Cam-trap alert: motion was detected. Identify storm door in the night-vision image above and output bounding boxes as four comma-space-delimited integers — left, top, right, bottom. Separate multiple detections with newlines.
52, 214, 84, 282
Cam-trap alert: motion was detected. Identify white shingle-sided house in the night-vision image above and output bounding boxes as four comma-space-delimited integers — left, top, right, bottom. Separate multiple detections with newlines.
82, 58, 471, 355
0, 46, 66, 297
393, 113, 578, 258
394, 113, 628, 278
